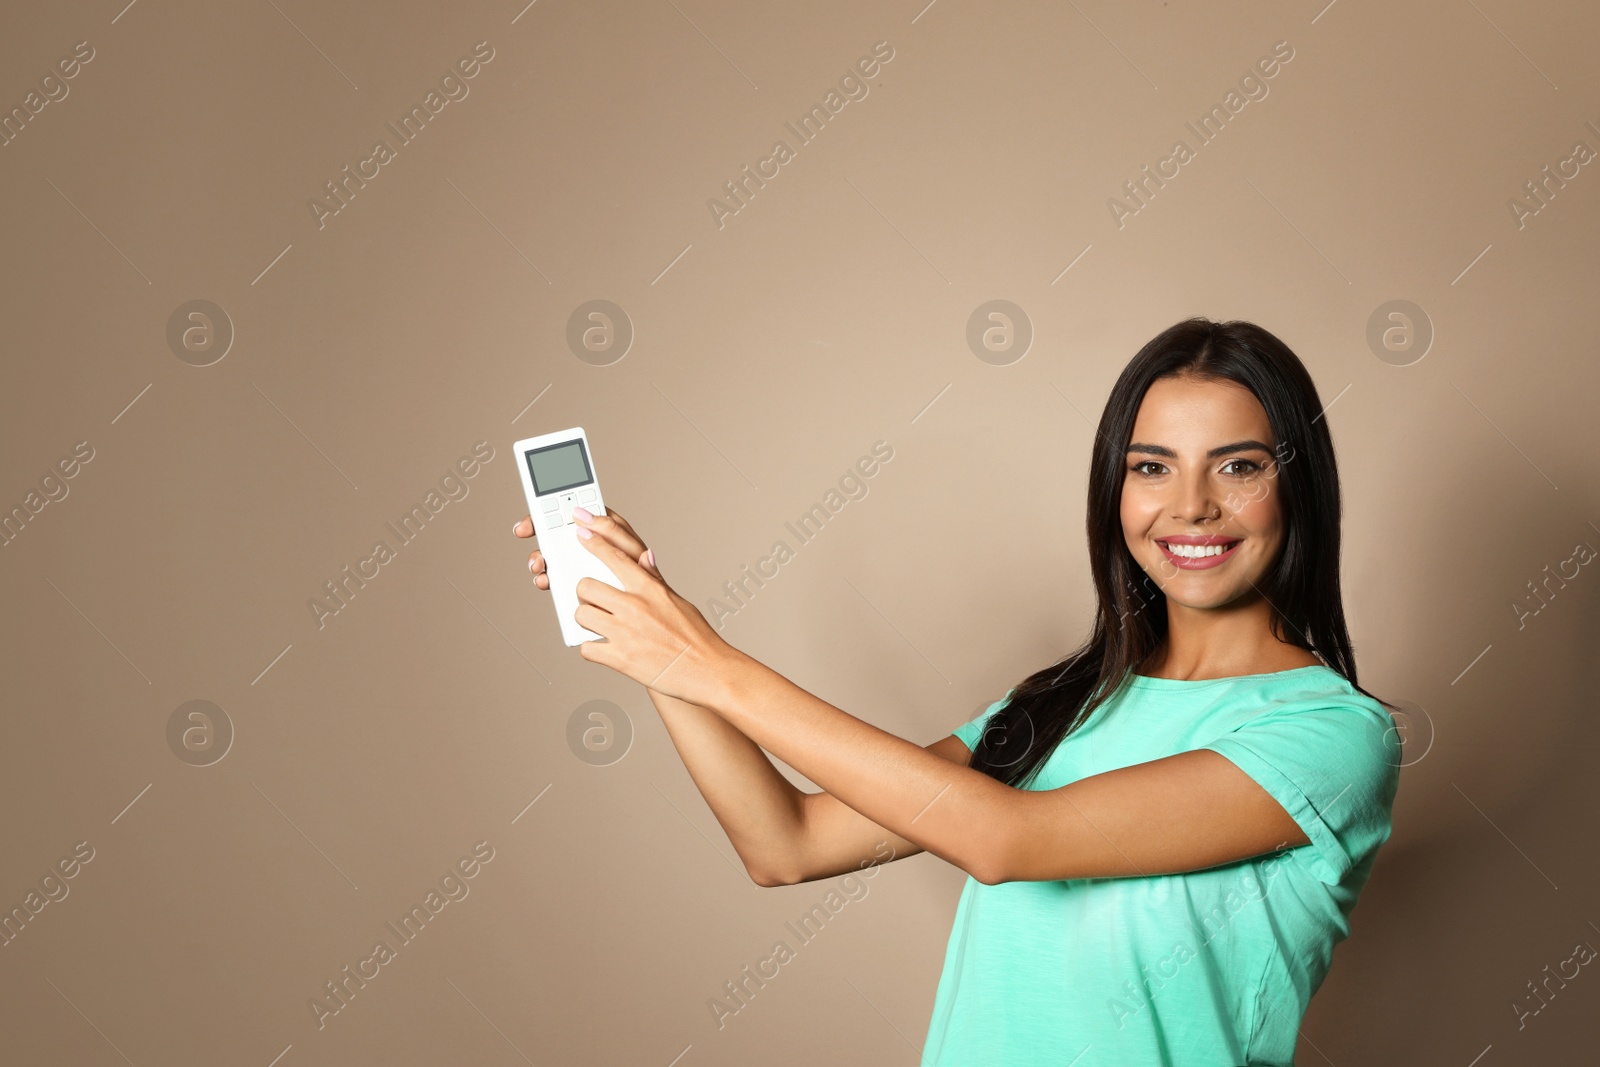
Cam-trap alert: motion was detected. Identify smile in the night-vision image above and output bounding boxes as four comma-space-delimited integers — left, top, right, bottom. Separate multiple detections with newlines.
1157, 538, 1242, 570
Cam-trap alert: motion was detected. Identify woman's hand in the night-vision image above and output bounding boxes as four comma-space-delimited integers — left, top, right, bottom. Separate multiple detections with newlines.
512, 507, 741, 706
514, 506, 657, 590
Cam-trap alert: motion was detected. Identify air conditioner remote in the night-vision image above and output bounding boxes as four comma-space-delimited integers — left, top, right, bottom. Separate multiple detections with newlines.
512, 426, 624, 646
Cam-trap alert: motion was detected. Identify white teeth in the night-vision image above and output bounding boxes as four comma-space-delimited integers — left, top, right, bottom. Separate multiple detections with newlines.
1162, 541, 1235, 558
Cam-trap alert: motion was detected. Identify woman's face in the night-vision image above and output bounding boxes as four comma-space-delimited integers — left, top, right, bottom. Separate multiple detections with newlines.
1119, 374, 1288, 610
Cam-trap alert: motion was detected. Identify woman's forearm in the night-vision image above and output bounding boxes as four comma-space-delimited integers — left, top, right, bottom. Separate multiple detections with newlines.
540, 507, 1006, 879
643, 686, 810, 885
703, 650, 1013, 883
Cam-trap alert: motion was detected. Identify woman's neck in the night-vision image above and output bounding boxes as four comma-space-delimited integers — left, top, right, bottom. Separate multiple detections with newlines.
1139, 600, 1322, 680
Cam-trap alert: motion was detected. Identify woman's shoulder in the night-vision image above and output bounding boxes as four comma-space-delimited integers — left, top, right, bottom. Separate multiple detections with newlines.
1211, 667, 1404, 794
1249, 664, 1395, 719
1198, 668, 1404, 885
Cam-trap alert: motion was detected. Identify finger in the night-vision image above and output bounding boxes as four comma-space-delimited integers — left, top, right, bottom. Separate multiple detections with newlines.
605, 508, 640, 540
527, 550, 546, 577
573, 572, 629, 614
513, 515, 535, 538
574, 524, 652, 595
615, 515, 661, 577
577, 632, 614, 667
574, 507, 646, 560
573, 599, 616, 640
584, 508, 664, 580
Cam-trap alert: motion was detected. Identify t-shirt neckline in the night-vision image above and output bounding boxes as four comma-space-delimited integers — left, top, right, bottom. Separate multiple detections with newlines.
1125, 664, 1332, 690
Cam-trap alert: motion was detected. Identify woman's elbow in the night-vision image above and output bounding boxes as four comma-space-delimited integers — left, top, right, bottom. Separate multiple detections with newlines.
969, 857, 1009, 886
968, 804, 1050, 884
749, 865, 792, 888
963, 836, 1013, 886
747, 854, 805, 887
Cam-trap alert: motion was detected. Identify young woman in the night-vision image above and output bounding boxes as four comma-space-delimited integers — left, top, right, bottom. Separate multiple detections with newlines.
512, 317, 1403, 1066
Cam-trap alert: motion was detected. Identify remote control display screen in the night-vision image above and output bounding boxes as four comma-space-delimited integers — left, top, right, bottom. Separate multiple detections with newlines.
526, 440, 593, 495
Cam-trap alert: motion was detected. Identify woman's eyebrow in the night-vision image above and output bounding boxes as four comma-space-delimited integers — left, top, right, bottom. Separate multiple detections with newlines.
1125, 439, 1274, 459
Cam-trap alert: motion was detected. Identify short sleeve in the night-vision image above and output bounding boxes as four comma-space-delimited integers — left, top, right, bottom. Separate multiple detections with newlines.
952, 689, 1016, 751
1200, 698, 1402, 885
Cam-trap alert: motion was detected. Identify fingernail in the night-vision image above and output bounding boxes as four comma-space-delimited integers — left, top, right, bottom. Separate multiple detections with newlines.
528, 556, 537, 572
512, 519, 522, 533
572, 506, 592, 522
646, 548, 655, 569
577, 526, 592, 539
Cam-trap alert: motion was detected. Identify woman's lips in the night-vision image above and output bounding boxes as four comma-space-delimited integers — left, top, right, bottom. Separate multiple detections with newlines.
1157, 538, 1242, 570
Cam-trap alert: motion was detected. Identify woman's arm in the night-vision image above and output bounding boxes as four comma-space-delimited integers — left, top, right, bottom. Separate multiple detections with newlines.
642, 686, 803, 886
549, 508, 1313, 885
699, 655, 1015, 883
698, 652, 1310, 885
516, 509, 962, 887
644, 686, 974, 886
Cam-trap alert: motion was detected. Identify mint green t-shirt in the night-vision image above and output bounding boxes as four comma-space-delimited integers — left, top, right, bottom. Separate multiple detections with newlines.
922, 665, 1402, 1067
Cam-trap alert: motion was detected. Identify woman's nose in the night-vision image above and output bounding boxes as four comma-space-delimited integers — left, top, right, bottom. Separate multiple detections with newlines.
1171, 477, 1221, 524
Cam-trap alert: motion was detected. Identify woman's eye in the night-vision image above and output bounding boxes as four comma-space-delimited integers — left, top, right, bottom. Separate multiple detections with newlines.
1222, 459, 1262, 476
1130, 461, 1165, 476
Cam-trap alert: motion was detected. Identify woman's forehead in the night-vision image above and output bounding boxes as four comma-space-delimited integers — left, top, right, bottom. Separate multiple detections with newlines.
1131, 377, 1271, 442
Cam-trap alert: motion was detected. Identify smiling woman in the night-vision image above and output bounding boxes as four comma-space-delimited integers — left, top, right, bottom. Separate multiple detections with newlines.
931, 319, 1400, 1065
511, 317, 1402, 1067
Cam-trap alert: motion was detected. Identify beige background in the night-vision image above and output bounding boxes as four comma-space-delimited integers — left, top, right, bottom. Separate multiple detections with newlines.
2, 0, 1597, 1063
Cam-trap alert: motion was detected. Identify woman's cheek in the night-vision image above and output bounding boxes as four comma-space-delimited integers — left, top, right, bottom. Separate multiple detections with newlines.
1231, 485, 1278, 533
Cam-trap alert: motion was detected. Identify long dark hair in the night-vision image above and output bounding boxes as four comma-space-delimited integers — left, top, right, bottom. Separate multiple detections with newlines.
970, 317, 1391, 788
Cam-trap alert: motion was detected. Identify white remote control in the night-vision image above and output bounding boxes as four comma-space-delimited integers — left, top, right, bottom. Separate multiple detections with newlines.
513, 426, 625, 646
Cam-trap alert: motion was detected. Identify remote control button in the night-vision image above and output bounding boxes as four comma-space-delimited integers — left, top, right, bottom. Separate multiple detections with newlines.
541, 497, 559, 513
578, 488, 596, 502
